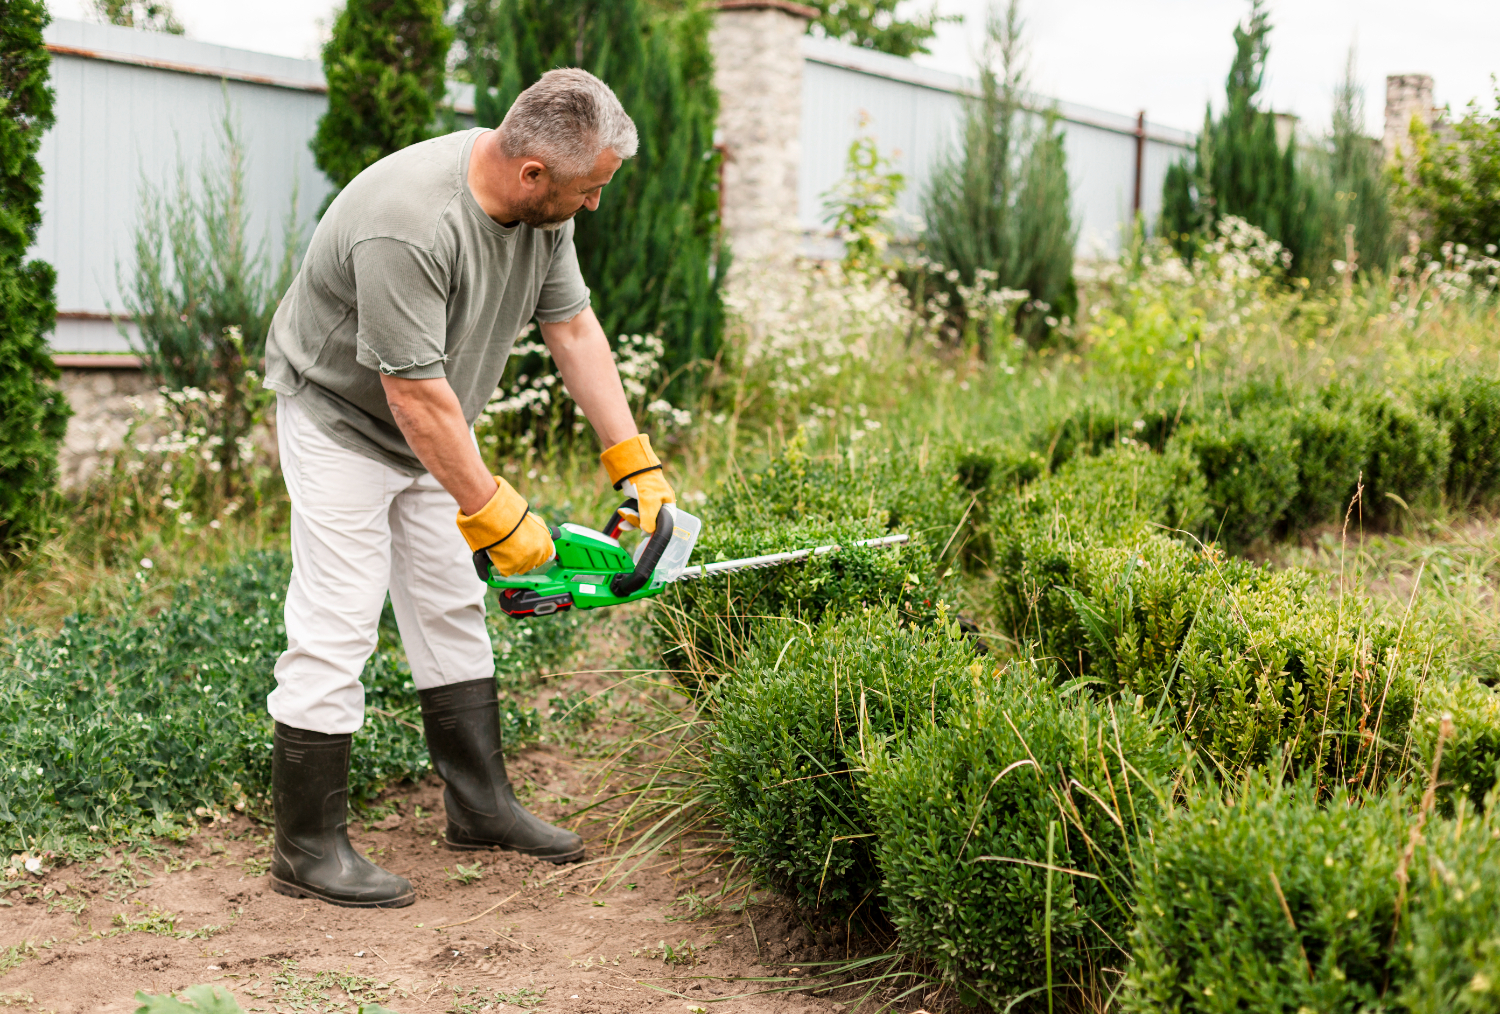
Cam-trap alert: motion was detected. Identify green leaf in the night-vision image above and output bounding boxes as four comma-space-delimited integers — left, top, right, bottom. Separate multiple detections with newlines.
134, 984, 246, 1014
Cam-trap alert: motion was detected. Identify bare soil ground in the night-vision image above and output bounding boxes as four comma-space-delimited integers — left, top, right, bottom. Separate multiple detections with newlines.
0, 742, 860, 1014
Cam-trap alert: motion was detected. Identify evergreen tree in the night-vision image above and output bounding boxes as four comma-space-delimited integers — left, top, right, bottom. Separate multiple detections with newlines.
1161, 0, 1318, 270
0, 0, 69, 552
311, 0, 453, 213
920, 0, 1075, 349
459, 0, 723, 375
1321, 48, 1394, 275
802, 0, 959, 58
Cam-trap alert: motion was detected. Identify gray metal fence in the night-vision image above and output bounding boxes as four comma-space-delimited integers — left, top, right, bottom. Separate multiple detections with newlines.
33, 19, 1191, 355
799, 37, 1194, 258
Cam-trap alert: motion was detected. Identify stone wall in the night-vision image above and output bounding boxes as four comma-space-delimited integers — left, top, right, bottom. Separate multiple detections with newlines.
54, 366, 158, 490
708, 1, 816, 274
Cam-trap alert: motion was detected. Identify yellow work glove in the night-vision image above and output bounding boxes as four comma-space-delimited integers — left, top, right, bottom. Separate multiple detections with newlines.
600, 433, 676, 534
456, 477, 556, 578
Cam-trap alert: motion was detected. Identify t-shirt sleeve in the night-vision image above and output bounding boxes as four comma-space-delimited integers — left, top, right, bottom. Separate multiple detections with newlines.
351, 237, 451, 379
533, 222, 592, 323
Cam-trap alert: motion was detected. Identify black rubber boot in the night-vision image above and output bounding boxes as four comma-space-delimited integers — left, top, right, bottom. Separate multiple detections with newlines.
419, 678, 584, 863
269, 723, 415, 908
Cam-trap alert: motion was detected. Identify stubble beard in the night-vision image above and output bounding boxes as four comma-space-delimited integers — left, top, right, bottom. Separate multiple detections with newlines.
515, 191, 577, 231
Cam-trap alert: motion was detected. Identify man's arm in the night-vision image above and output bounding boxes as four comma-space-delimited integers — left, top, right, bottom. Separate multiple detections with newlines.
538, 306, 638, 448
380, 375, 496, 515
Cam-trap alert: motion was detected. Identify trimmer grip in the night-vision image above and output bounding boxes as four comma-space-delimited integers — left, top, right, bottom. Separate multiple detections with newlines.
609, 505, 675, 597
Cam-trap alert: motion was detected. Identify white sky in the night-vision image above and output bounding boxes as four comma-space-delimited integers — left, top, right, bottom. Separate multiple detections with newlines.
49, 0, 1499, 137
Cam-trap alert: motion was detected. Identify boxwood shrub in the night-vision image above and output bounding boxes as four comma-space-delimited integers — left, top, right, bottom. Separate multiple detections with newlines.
867, 672, 1179, 1007
654, 516, 946, 683
1125, 775, 1410, 1013
1169, 406, 1300, 550
1419, 370, 1500, 512
707, 608, 980, 914
996, 527, 1428, 780
1343, 387, 1451, 523
1281, 403, 1372, 533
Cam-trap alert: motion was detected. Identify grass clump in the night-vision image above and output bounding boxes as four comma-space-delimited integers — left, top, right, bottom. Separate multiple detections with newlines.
708, 608, 979, 914
867, 672, 1178, 1009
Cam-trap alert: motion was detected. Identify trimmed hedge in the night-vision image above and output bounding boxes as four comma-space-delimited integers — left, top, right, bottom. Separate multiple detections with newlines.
997, 529, 1428, 779
1171, 407, 1300, 549
1126, 776, 1410, 1013
868, 674, 1178, 1006
1420, 371, 1500, 513
708, 609, 980, 913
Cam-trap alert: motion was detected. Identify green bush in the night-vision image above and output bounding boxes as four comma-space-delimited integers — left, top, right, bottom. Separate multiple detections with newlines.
1401, 805, 1500, 1014
868, 671, 1178, 1007
997, 524, 1428, 780
1170, 407, 1300, 550
1344, 388, 1450, 522
1411, 677, 1500, 810
708, 609, 980, 914
1419, 371, 1500, 512
1280, 403, 1371, 533
0, 0, 69, 552
1125, 775, 1410, 1013
0, 551, 571, 855
311, 0, 452, 209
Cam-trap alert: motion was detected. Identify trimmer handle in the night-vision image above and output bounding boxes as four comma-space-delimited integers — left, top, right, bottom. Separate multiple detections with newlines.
601, 498, 675, 597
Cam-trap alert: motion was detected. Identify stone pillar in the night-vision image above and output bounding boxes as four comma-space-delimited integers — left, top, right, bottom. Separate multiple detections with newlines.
707, 0, 816, 273
1384, 74, 1436, 163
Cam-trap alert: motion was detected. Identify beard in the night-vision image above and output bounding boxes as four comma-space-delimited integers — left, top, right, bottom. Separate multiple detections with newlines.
513, 191, 578, 231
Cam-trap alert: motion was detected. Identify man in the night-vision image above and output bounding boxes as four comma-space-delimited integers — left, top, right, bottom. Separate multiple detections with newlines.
261, 68, 675, 908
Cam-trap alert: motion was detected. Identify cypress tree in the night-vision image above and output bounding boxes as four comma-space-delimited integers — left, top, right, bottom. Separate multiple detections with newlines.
1161, 0, 1319, 270
311, 0, 453, 212
458, 0, 723, 376
0, 0, 69, 552
920, 0, 1076, 349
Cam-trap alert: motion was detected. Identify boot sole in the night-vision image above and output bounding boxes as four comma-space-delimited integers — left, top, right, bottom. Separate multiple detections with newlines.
443, 835, 585, 864
270, 874, 416, 908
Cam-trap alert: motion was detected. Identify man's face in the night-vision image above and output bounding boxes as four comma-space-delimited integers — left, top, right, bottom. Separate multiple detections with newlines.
516, 148, 624, 231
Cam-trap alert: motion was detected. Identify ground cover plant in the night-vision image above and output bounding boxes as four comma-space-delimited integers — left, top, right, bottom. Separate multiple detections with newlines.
0, 551, 579, 858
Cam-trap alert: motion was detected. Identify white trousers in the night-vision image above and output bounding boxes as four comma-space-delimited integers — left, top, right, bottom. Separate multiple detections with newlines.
268, 395, 494, 735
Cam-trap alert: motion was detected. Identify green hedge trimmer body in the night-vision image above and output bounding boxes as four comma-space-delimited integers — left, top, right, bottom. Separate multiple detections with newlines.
476, 500, 907, 619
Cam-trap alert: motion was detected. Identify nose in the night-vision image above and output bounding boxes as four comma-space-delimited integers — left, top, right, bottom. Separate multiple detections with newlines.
584, 192, 601, 211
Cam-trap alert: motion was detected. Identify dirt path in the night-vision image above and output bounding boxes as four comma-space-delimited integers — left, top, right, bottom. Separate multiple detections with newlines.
0, 744, 855, 1014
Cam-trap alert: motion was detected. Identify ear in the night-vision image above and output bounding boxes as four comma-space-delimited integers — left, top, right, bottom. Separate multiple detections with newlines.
519, 160, 548, 190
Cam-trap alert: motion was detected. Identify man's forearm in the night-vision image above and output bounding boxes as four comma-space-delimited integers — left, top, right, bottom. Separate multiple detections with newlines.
380, 375, 496, 515
539, 307, 638, 449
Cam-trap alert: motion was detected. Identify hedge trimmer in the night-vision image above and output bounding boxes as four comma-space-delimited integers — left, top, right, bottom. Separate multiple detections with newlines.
475, 499, 909, 619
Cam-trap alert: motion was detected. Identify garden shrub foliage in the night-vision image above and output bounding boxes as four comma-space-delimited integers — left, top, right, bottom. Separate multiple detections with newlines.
1126, 775, 1411, 1013
868, 674, 1177, 1007
0, 0, 69, 552
708, 609, 980, 913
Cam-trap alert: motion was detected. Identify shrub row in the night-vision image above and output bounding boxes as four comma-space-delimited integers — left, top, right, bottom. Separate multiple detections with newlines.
1127, 772, 1500, 1013
1031, 369, 1500, 550
0, 551, 570, 856
709, 609, 1179, 1005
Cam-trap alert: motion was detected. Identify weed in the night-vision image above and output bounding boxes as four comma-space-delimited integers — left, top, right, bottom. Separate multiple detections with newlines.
446, 984, 546, 1011
106, 906, 223, 940
445, 862, 484, 885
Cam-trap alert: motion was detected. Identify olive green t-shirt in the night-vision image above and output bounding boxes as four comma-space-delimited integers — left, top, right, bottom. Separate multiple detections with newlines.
264, 128, 591, 475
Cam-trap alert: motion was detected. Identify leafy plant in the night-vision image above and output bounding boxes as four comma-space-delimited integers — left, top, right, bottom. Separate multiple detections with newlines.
1393, 79, 1500, 255
134, 985, 246, 1014
0, 0, 69, 554
1171, 406, 1301, 550
311, 0, 453, 210
709, 608, 980, 914
822, 119, 906, 276
801, 0, 958, 58
445, 861, 484, 885
91, 0, 183, 33
868, 667, 1178, 1008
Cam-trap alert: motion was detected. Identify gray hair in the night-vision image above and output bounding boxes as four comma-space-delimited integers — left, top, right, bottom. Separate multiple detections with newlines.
498, 68, 638, 182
